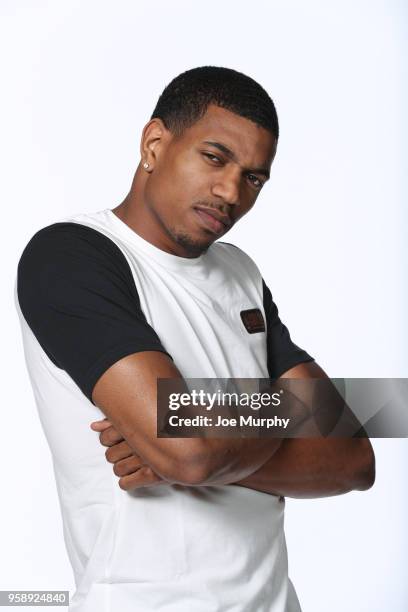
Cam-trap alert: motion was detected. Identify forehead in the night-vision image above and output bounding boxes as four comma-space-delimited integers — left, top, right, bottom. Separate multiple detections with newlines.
180, 104, 276, 164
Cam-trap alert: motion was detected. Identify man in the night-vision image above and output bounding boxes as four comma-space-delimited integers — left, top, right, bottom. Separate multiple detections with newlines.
16, 66, 375, 611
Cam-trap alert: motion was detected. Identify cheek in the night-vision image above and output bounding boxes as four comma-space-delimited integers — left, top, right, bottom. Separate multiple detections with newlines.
145, 167, 178, 211
147, 153, 210, 214
173, 157, 209, 199
171, 171, 209, 212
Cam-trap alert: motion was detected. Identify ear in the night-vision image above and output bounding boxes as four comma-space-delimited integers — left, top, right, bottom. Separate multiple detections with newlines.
139, 118, 171, 172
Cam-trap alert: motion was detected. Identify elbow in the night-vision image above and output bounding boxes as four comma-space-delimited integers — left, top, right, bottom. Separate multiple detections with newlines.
150, 441, 216, 486
352, 439, 376, 491
356, 460, 376, 491
163, 457, 212, 486
177, 463, 213, 486
157, 458, 213, 486
125, 433, 219, 486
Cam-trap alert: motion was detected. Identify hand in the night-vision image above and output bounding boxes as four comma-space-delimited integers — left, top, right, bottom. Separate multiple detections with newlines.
90, 418, 166, 490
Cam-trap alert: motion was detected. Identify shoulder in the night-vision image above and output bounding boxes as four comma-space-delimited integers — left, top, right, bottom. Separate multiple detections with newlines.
19, 221, 124, 263
213, 240, 262, 278
17, 222, 137, 314
17, 221, 132, 284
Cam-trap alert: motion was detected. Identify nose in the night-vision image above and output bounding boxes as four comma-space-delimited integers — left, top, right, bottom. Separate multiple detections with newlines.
210, 166, 240, 207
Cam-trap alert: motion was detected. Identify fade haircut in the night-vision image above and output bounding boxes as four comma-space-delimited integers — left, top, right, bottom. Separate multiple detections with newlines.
150, 66, 279, 140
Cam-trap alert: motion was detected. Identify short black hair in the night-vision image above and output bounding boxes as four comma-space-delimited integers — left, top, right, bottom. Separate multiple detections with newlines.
150, 65, 279, 140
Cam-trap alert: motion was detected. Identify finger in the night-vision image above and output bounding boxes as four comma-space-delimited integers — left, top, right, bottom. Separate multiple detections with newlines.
113, 455, 145, 477
99, 426, 125, 447
118, 467, 164, 491
105, 440, 134, 463
90, 418, 112, 432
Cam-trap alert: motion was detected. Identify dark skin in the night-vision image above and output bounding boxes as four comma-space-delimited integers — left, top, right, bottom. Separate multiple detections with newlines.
90, 104, 375, 495
112, 104, 276, 258
91, 362, 375, 497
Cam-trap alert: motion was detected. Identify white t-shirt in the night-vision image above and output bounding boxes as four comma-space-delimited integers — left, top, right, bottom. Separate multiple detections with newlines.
15, 208, 313, 612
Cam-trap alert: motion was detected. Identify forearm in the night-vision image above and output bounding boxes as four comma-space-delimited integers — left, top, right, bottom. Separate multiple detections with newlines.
234, 437, 375, 498
93, 415, 286, 488
130, 434, 284, 486
93, 352, 285, 486
180, 437, 285, 486
96, 361, 376, 493
104, 416, 284, 485
154, 381, 312, 486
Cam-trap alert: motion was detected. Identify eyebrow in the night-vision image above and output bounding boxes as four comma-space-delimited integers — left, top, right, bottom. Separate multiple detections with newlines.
202, 140, 270, 180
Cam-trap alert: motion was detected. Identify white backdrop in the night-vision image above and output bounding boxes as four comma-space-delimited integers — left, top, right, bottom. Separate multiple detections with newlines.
1, 1, 407, 611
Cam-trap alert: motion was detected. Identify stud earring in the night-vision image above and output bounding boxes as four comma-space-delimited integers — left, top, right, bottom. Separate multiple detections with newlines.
143, 162, 149, 169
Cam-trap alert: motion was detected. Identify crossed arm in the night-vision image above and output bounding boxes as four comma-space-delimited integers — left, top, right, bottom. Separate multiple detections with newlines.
90, 352, 375, 498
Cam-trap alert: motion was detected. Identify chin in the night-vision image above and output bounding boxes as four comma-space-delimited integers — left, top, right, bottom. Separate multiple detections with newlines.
174, 231, 213, 257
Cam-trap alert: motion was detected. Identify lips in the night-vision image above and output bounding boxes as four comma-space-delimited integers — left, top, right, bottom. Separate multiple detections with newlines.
193, 206, 231, 235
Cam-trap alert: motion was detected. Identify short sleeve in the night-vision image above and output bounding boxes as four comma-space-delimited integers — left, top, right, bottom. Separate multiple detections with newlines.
17, 222, 173, 403
262, 279, 314, 378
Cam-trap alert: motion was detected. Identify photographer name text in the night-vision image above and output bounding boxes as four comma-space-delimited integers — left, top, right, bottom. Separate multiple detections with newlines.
168, 414, 290, 429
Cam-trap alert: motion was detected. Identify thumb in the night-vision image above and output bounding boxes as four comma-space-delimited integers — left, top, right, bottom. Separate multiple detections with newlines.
90, 418, 112, 431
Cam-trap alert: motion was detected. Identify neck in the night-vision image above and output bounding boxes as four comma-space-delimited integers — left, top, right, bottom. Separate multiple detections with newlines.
111, 169, 200, 258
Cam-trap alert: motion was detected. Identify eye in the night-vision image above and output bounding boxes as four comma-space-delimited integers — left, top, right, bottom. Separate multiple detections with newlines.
247, 174, 264, 189
202, 152, 223, 164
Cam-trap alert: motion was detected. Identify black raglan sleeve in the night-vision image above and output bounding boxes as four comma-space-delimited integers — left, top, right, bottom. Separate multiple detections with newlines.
17, 222, 173, 403
262, 278, 314, 379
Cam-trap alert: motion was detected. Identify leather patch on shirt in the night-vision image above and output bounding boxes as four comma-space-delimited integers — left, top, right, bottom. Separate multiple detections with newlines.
240, 308, 266, 334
